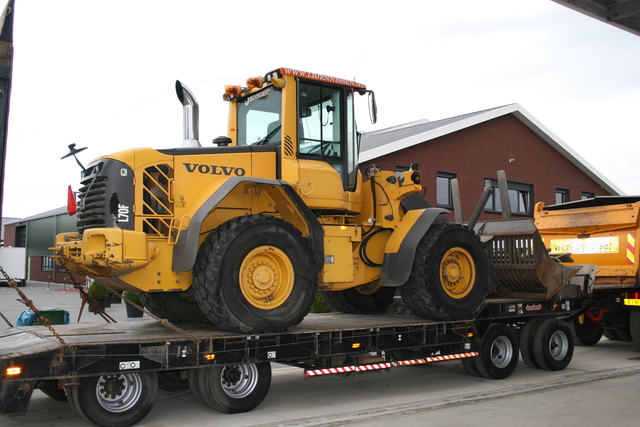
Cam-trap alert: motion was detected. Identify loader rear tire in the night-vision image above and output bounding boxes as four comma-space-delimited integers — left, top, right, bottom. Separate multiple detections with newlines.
320, 282, 395, 314
400, 222, 489, 321
139, 289, 208, 323
193, 215, 317, 333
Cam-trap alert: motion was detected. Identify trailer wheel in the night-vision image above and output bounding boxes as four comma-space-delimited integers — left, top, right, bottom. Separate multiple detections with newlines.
193, 215, 317, 333
474, 323, 519, 379
520, 318, 546, 369
139, 289, 208, 323
194, 363, 272, 414
630, 308, 640, 351
533, 319, 574, 371
461, 357, 482, 377
320, 281, 395, 314
569, 316, 603, 346
39, 380, 67, 401
67, 372, 158, 427
158, 371, 190, 392
400, 222, 489, 321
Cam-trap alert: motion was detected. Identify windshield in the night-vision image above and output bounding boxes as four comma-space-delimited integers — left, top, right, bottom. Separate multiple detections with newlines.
236, 86, 282, 146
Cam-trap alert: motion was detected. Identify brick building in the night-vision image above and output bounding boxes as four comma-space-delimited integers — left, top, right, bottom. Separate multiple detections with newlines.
359, 103, 620, 222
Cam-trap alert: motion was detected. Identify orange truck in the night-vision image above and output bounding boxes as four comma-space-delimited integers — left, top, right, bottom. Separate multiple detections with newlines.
534, 196, 640, 349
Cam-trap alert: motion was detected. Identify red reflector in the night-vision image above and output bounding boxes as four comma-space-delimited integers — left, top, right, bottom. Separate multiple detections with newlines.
67, 185, 77, 216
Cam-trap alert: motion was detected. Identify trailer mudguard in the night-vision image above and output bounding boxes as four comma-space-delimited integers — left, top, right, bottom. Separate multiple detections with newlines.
172, 176, 324, 272
1, 380, 36, 416
380, 207, 449, 287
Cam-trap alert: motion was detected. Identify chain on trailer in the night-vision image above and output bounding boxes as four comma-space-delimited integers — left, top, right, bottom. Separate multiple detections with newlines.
0, 266, 68, 348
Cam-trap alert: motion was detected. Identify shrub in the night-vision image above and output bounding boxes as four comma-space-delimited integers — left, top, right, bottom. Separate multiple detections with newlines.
310, 293, 334, 313
87, 281, 111, 300
123, 290, 141, 305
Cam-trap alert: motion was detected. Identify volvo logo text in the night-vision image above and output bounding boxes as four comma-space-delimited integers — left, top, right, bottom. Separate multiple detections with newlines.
183, 163, 246, 176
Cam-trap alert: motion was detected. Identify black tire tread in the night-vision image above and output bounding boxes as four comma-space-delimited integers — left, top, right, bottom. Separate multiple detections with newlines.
400, 222, 489, 321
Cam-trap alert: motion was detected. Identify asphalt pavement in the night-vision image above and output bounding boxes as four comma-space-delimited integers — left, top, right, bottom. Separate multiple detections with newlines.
2, 281, 640, 426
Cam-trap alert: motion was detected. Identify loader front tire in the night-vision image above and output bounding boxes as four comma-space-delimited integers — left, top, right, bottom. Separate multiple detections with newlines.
139, 289, 208, 323
193, 215, 317, 333
320, 281, 396, 314
400, 222, 489, 321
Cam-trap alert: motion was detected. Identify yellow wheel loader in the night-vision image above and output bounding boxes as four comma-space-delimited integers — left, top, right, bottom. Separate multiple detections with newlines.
53, 68, 571, 333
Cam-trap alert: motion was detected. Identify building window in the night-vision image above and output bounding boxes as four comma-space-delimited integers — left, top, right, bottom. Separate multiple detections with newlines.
581, 191, 594, 200
437, 172, 456, 208
484, 179, 533, 216
42, 257, 55, 272
15, 225, 26, 247
556, 189, 569, 204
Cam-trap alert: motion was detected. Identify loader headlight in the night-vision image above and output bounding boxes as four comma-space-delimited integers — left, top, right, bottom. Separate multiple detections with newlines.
411, 171, 421, 185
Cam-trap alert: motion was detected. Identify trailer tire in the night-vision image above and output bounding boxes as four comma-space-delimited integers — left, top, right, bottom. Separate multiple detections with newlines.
569, 316, 604, 346
461, 357, 482, 377
533, 319, 574, 371
158, 371, 190, 392
520, 318, 546, 369
195, 362, 271, 413
320, 282, 395, 314
139, 289, 208, 323
39, 380, 67, 401
193, 215, 317, 333
67, 372, 158, 427
630, 308, 640, 351
400, 222, 489, 321
474, 323, 519, 379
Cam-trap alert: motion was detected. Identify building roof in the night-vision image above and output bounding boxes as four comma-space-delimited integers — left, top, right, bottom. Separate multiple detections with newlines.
552, 0, 640, 37
359, 103, 623, 196
5, 206, 69, 225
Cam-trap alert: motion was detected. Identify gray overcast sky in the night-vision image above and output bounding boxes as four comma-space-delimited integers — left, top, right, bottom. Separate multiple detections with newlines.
3, 0, 640, 219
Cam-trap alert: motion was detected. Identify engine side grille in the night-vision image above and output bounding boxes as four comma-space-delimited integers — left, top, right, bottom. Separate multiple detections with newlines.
77, 176, 107, 233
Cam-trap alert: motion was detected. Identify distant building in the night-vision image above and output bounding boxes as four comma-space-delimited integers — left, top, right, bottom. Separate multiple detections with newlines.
359, 103, 619, 222
3, 207, 83, 284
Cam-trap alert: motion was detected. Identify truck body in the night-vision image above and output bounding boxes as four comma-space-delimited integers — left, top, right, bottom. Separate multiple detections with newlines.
51, 68, 576, 334
1, 290, 584, 426
0, 247, 26, 287
534, 197, 640, 348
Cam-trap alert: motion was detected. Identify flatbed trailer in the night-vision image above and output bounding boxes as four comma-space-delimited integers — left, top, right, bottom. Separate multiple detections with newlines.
1, 294, 583, 427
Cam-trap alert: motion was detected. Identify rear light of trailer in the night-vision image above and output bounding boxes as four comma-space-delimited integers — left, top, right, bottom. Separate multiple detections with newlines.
6, 367, 21, 376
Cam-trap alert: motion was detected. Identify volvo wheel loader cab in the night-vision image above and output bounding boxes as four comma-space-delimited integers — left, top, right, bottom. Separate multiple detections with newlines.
53, 68, 555, 334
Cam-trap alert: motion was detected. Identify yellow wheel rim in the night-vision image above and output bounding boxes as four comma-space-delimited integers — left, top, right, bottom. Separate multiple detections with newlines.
439, 247, 476, 299
239, 246, 294, 309
355, 281, 381, 296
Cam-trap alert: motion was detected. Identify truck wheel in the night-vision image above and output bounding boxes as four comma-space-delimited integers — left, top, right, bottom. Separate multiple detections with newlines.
474, 323, 519, 379
569, 316, 604, 346
194, 363, 272, 413
630, 308, 640, 351
320, 281, 395, 314
67, 372, 158, 427
533, 319, 574, 371
603, 329, 620, 340
400, 222, 489, 321
520, 318, 546, 369
158, 371, 190, 392
193, 215, 317, 333
139, 289, 208, 323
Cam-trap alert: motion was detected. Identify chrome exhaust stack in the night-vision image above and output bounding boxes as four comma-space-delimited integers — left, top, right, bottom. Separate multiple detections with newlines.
175, 80, 201, 147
